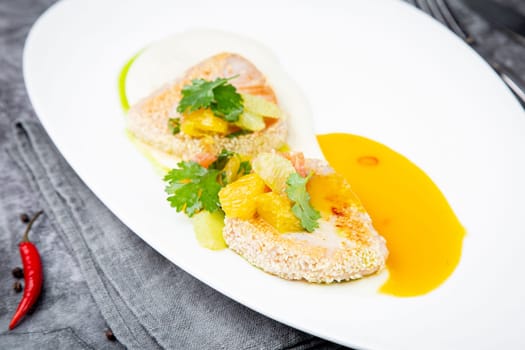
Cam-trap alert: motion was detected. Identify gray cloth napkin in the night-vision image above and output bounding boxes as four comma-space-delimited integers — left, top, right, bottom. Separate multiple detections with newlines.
0, 121, 341, 350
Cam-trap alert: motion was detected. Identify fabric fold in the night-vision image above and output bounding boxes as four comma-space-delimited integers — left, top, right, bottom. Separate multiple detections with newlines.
11, 122, 160, 349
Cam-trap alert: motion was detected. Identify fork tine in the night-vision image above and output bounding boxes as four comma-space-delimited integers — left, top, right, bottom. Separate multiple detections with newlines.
434, 0, 476, 44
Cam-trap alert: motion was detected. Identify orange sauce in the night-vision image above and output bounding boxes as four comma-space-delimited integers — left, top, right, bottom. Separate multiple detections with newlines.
317, 133, 465, 297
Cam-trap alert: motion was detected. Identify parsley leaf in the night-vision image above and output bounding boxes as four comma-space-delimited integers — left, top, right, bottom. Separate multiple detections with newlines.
198, 170, 224, 211
176, 76, 243, 122
285, 173, 321, 232
176, 78, 227, 114
164, 162, 222, 217
210, 84, 243, 122
168, 118, 181, 134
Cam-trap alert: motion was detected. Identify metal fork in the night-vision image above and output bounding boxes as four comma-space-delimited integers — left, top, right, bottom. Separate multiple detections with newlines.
412, 0, 525, 107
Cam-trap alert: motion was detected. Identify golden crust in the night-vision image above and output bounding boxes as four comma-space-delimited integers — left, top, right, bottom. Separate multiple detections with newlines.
223, 160, 388, 283
223, 211, 388, 283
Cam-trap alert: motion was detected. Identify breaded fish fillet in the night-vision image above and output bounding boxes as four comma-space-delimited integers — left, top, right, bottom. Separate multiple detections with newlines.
127, 53, 287, 160
223, 159, 388, 283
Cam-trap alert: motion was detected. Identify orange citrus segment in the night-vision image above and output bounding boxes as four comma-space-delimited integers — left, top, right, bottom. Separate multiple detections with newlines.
219, 173, 266, 219
181, 109, 229, 136
256, 192, 302, 233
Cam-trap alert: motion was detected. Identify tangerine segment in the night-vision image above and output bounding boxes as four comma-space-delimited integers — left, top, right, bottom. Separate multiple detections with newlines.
181, 109, 229, 136
256, 192, 302, 233
219, 173, 266, 219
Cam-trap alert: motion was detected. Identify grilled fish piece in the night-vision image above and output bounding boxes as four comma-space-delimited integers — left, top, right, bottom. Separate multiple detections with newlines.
127, 53, 287, 162
223, 158, 388, 283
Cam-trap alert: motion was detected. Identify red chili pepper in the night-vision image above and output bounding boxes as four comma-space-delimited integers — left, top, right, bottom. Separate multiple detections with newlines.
9, 211, 44, 330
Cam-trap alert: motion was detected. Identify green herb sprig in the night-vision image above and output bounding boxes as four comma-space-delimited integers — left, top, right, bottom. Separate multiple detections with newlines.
286, 173, 321, 232
176, 76, 243, 122
164, 162, 222, 217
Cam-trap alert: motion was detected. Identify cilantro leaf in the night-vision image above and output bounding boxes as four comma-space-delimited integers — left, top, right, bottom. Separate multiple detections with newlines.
176, 78, 227, 114
209, 149, 234, 171
198, 171, 223, 212
286, 173, 321, 232
176, 76, 243, 122
164, 162, 206, 187
167, 182, 203, 216
168, 118, 181, 134
226, 129, 253, 138
164, 161, 222, 216
210, 84, 243, 122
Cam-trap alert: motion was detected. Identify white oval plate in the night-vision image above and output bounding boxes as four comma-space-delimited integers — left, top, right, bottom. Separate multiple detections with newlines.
23, 0, 525, 349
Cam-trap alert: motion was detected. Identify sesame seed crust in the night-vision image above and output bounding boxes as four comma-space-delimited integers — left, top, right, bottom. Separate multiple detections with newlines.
126, 52, 287, 160
223, 158, 388, 283
223, 212, 388, 283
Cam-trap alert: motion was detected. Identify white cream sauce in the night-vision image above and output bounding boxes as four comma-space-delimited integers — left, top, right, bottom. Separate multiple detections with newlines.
282, 219, 347, 250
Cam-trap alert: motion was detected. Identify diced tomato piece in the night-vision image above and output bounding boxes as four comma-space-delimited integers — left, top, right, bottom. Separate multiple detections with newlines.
193, 152, 217, 168
282, 152, 307, 177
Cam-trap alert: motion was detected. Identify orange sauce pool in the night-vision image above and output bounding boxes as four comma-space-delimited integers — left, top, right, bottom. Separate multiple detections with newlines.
317, 133, 466, 297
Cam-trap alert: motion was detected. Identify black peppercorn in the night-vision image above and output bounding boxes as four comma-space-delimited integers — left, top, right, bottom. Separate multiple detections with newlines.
12, 267, 24, 279
20, 213, 30, 223
105, 329, 116, 341
13, 281, 23, 293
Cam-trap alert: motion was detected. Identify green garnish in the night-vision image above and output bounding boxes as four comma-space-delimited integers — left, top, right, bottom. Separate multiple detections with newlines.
238, 161, 252, 176
176, 76, 243, 122
168, 118, 181, 134
118, 50, 142, 112
210, 83, 243, 122
164, 162, 222, 217
285, 173, 321, 232
209, 149, 234, 171
226, 129, 253, 138
164, 149, 250, 217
